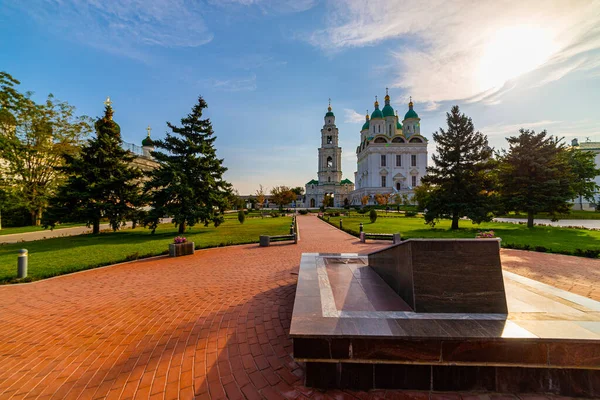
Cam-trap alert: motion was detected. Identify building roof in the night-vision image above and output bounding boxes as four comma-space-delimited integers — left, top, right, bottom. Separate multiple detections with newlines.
306, 179, 319, 185
578, 142, 600, 151
404, 99, 419, 120
340, 178, 354, 185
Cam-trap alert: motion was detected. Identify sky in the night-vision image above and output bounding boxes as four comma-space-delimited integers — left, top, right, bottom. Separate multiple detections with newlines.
2, 0, 600, 194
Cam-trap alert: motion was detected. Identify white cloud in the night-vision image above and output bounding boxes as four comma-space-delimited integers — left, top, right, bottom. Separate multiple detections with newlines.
480, 120, 562, 138
343, 108, 365, 124
7, 0, 213, 57
204, 75, 258, 92
309, 0, 600, 105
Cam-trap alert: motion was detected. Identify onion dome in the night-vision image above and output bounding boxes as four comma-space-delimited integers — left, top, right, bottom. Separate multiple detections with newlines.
325, 98, 334, 117
361, 111, 370, 131
404, 97, 419, 120
382, 88, 395, 117
371, 96, 383, 119
395, 110, 402, 130
142, 124, 154, 146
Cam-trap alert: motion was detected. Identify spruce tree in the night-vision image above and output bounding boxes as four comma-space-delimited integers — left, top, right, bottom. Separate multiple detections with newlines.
497, 129, 575, 227
145, 96, 232, 234
419, 105, 496, 229
44, 100, 142, 233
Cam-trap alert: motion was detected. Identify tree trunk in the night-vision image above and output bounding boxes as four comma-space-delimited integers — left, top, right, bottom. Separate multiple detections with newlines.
451, 213, 459, 230
580, 195, 584, 211
93, 219, 100, 234
178, 222, 186, 234
527, 210, 534, 228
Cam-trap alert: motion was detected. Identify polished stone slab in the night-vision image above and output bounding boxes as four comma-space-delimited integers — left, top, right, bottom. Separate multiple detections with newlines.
291, 251, 600, 396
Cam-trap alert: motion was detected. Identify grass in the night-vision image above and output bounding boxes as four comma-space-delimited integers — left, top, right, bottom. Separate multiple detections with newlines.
0, 216, 291, 284
325, 215, 600, 257
499, 210, 600, 220
0, 223, 84, 236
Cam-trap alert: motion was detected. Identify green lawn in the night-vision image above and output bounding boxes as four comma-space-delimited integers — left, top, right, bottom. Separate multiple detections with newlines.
0, 217, 291, 284
0, 223, 84, 236
327, 215, 600, 256
499, 210, 600, 220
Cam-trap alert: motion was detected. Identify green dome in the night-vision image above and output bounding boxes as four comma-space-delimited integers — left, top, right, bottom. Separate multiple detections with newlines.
396, 120, 402, 130
382, 104, 394, 117
404, 101, 419, 120
361, 120, 370, 131
325, 111, 334, 117
142, 136, 154, 147
371, 108, 383, 119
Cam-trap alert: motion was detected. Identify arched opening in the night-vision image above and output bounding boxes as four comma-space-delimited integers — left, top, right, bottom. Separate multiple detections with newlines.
328, 177, 331, 182
409, 137, 423, 143
310, 198, 315, 208
392, 136, 405, 143
396, 182, 401, 191
374, 137, 387, 143
327, 156, 333, 168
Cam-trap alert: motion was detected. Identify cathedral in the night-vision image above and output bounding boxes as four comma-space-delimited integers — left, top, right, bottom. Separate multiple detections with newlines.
304, 91, 428, 208
350, 90, 428, 205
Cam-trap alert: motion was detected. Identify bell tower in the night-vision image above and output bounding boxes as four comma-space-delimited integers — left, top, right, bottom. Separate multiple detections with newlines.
318, 99, 343, 185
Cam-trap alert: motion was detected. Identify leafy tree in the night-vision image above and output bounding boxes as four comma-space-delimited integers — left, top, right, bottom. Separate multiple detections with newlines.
291, 186, 304, 196
255, 184, 266, 210
567, 147, 600, 210
419, 105, 497, 229
322, 193, 333, 208
2, 94, 92, 225
270, 186, 296, 209
369, 209, 378, 223
44, 101, 142, 233
497, 129, 575, 228
361, 195, 369, 206
145, 96, 232, 234
374, 193, 392, 207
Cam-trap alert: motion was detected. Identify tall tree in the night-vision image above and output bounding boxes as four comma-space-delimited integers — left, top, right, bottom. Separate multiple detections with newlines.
255, 184, 266, 210
270, 186, 296, 209
145, 96, 232, 234
497, 129, 575, 228
567, 147, 600, 210
291, 186, 304, 196
419, 105, 496, 229
44, 99, 142, 233
2, 94, 92, 225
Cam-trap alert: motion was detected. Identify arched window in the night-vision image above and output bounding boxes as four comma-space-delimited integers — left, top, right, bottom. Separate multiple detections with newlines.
374, 137, 387, 143
327, 136, 332, 144
409, 137, 423, 143
389, 124, 392, 134
392, 137, 405, 143
378, 125, 381, 133
396, 182, 401, 190
327, 156, 333, 168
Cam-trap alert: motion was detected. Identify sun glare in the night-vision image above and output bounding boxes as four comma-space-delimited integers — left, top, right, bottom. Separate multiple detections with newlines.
477, 25, 557, 92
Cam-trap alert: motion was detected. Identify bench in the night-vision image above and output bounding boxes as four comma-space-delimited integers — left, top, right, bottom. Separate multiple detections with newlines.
259, 233, 297, 247
360, 232, 401, 244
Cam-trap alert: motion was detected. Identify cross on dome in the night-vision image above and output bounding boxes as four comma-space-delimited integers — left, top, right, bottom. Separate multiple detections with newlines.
104, 96, 112, 107
146, 125, 152, 137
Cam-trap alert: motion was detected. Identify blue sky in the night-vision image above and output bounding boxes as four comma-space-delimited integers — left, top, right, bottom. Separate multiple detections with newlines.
2, 0, 600, 194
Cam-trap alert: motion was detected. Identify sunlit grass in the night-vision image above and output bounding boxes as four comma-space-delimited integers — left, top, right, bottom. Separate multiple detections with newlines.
0, 217, 291, 283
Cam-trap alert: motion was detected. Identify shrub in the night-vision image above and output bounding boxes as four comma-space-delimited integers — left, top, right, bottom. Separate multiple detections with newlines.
298, 209, 308, 215
405, 211, 417, 217
238, 210, 245, 224
369, 209, 378, 223
357, 208, 368, 214
270, 211, 279, 218
333, 212, 340, 217
575, 249, 600, 258
475, 230, 495, 238
244, 210, 249, 215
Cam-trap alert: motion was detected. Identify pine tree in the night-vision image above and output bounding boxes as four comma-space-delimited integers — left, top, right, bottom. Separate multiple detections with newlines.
145, 96, 232, 234
44, 100, 142, 233
497, 129, 575, 227
419, 105, 496, 229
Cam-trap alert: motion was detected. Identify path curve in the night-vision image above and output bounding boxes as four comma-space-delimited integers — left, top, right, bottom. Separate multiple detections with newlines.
0, 216, 593, 399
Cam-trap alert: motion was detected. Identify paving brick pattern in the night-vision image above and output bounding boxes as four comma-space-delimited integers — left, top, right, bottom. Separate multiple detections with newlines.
0, 216, 588, 399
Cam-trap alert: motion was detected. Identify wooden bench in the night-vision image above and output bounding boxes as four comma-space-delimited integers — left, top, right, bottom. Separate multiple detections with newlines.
360, 232, 401, 244
259, 233, 297, 247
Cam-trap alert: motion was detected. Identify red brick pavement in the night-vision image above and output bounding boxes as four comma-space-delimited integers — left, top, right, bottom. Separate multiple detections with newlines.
0, 215, 589, 399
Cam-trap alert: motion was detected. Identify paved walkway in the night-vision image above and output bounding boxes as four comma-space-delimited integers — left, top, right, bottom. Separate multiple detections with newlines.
494, 218, 600, 229
0, 215, 594, 399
